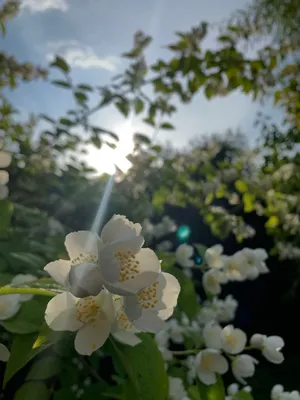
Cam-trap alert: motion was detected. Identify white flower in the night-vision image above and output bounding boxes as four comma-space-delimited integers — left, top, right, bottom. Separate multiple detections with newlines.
176, 244, 194, 268
197, 303, 218, 325
232, 354, 258, 384
205, 245, 224, 268
98, 215, 161, 296
45, 289, 116, 355
0, 343, 10, 362
222, 253, 248, 281
124, 272, 180, 333
214, 295, 238, 323
250, 334, 284, 364
185, 355, 197, 384
10, 274, 37, 302
271, 384, 300, 400
111, 297, 141, 346
155, 330, 172, 361
221, 325, 247, 354
166, 318, 185, 344
44, 230, 103, 298
0, 294, 21, 320
0, 151, 12, 168
195, 349, 228, 385
203, 269, 227, 295
156, 240, 172, 252
203, 322, 222, 349
169, 377, 190, 400
242, 248, 269, 279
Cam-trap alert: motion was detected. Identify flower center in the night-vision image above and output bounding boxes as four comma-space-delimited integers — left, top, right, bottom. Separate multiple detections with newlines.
119, 311, 134, 331
200, 354, 215, 371
137, 281, 159, 309
71, 252, 98, 266
207, 275, 218, 286
115, 251, 140, 282
224, 333, 237, 346
76, 297, 99, 324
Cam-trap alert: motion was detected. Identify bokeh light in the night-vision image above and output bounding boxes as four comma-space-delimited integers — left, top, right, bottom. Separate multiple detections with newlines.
176, 225, 191, 242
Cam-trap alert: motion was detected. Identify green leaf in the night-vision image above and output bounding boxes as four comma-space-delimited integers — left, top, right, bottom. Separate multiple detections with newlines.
3, 326, 58, 387
197, 376, 226, 400
51, 80, 71, 89
235, 180, 248, 193
134, 133, 151, 145
92, 136, 102, 149
83, 383, 112, 400
77, 84, 93, 92
110, 334, 168, 400
160, 122, 174, 130
14, 382, 50, 400
165, 266, 200, 319
53, 388, 75, 400
134, 98, 144, 114
74, 91, 88, 104
188, 386, 201, 400
40, 114, 56, 123
0, 298, 49, 334
26, 356, 62, 380
59, 118, 73, 126
0, 200, 13, 231
0, 273, 13, 286
265, 215, 279, 229
9, 252, 45, 269
234, 391, 254, 400
51, 56, 70, 73
115, 100, 130, 117
0, 21, 6, 37
243, 193, 255, 213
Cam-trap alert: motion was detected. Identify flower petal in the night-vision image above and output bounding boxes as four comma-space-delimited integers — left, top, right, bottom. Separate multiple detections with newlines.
0, 171, 9, 185
158, 272, 180, 311
203, 322, 222, 349
0, 151, 12, 168
44, 260, 71, 287
45, 292, 82, 332
74, 318, 110, 355
0, 343, 10, 362
65, 231, 100, 260
68, 262, 103, 298
101, 215, 142, 243
198, 370, 217, 385
0, 295, 21, 320
10, 274, 37, 302
214, 354, 229, 374
262, 348, 284, 364
113, 331, 141, 346
128, 311, 166, 333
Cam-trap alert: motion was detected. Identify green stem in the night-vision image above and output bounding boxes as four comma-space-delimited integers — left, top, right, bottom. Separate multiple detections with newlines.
171, 349, 200, 356
0, 286, 57, 297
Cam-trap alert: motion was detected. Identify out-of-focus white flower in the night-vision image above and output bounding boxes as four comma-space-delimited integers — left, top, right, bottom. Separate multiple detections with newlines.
157, 240, 173, 252
197, 302, 218, 325
250, 334, 284, 364
166, 318, 185, 344
242, 248, 269, 280
203, 269, 227, 295
222, 252, 248, 282
10, 274, 37, 302
203, 322, 222, 349
168, 377, 190, 400
48, 217, 65, 236
154, 216, 177, 239
0, 151, 11, 199
111, 298, 141, 346
221, 325, 247, 355
214, 295, 238, 323
271, 384, 300, 400
185, 355, 197, 384
0, 151, 12, 168
0, 294, 21, 320
195, 348, 228, 385
124, 272, 180, 333
98, 215, 161, 296
0, 343, 10, 362
45, 289, 116, 355
176, 244, 194, 268
155, 330, 172, 361
44, 230, 103, 298
232, 354, 258, 384
205, 245, 224, 269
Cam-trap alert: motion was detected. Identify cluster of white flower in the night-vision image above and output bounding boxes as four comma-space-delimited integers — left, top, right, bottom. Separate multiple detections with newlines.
203, 245, 269, 295
0, 150, 11, 200
70, 378, 92, 399
226, 383, 252, 400
197, 295, 238, 325
271, 385, 300, 400
277, 242, 300, 260
0, 274, 37, 322
283, 214, 300, 235
186, 322, 284, 386
43, 215, 180, 355
168, 377, 190, 400
142, 216, 177, 243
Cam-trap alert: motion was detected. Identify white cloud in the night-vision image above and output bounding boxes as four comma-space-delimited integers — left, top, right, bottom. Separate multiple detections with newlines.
21, 0, 68, 12
46, 41, 120, 71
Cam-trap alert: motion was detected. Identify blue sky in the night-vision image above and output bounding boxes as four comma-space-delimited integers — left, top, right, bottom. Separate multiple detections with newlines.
4, 0, 279, 173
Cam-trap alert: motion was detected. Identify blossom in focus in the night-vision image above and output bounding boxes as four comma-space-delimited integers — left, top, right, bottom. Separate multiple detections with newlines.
98, 215, 161, 296
124, 272, 180, 333
232, 354, 258, 384
10, 274, 37, 302
0, 343, 10, 362
250, 334, 284, 364
203, 269, 227, 295
221, 325, 247, 355
195, 348, 228, 385
168, 377, 190, 400
44, 230, 104, 298
0, 294, 21, 320
205, 245, 224, 269
176, 244, 194, 268
0, 150, 12, 200
111, 297, 141, 346
271, 384, 300, 400
45, 289, 116, 355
